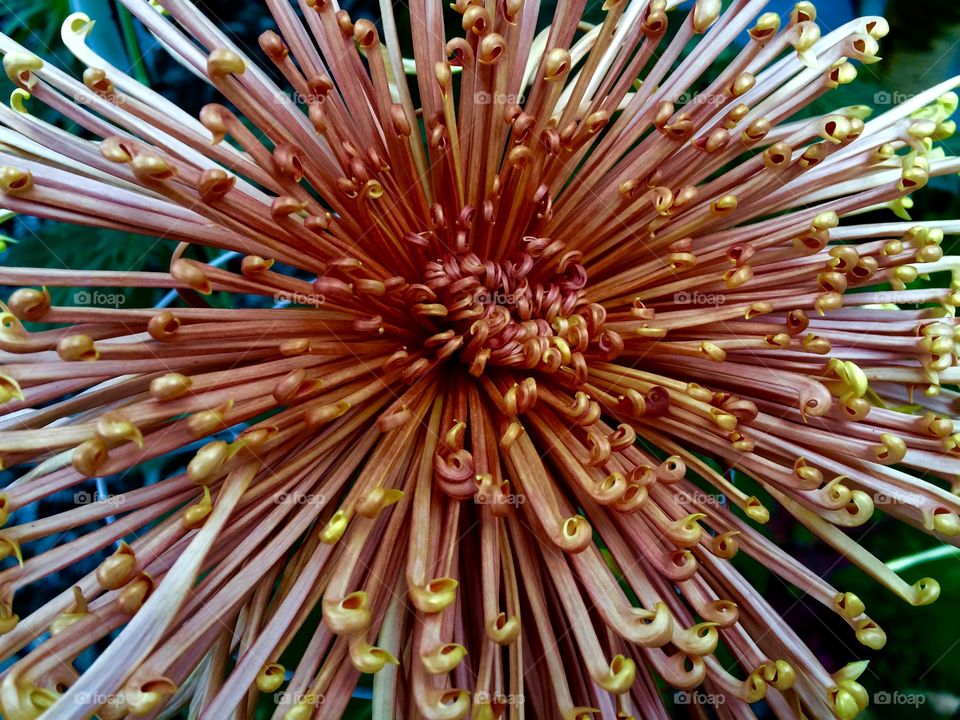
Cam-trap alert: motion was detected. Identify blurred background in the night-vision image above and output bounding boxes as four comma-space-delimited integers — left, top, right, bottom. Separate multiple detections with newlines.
0, 0, 959, 717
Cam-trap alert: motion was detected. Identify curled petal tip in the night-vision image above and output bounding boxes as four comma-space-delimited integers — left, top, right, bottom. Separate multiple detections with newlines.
744, 497, 769, 523
96, 541, 135, 589
322, 591, 371, 634
761, 659, 796, 690
420, 643, 467, 674
356, 487, 405, 518
830, 688, 864, 720
597, 654, 635, 694
284, 701, 314, 720
486, 612, 520, 644
0, 605, 19, 634
207, 48, 246, 78
256, 663, 285, 693
834, 591, 865, 619
912, 577, 940, 605
2, 51, 43, 89
558, 515, 592, 553
51, 586, 89, 635
187, 441, 229, 483
319, 510, 349, 544
563, 708, 600, 720
0, 677, 58, 720
424, 690, 471, 720
932, 509, 960, 536
150, 372, 192, 400
855, 619, 887, 650
692, 0, 721, 33
117, 572, 154, 614
409, 577, 459, 613
57, 334, 98, 361
183, 486, 213, 528
351, 640, 399, 673
872, 433, 906, 465
96, 413, 143, 448
72, 438, 108, 477
124, 678, 177, 715
0, 535, 22, 566
0, 375, 24, 405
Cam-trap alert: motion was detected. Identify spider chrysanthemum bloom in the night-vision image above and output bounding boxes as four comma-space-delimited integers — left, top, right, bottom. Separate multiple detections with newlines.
0, 0, 958, 717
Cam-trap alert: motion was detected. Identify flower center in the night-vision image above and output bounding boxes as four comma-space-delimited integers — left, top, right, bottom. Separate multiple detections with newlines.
415, 243, 608, 379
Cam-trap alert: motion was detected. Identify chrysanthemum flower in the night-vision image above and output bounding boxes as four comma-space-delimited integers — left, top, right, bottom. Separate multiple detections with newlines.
0, 0, 958, 717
